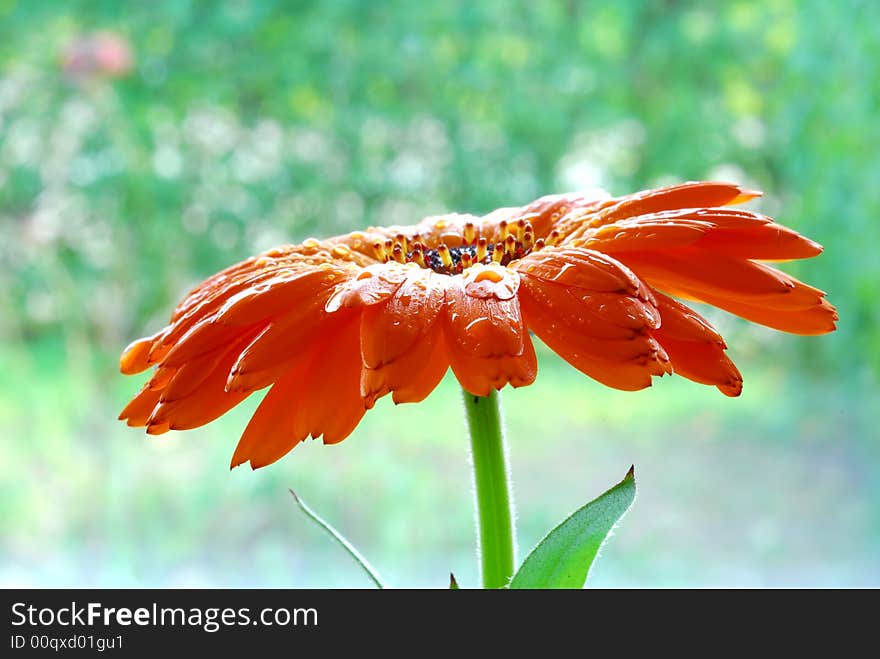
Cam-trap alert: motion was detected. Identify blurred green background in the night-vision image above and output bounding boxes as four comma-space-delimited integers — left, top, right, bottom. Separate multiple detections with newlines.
2, 0, 878, 588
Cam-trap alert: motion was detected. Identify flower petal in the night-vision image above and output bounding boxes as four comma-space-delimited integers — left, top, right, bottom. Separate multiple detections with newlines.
519, 277, 662, 362
555, 182, 761, 242
215, 267, 349, 326
443, 272, 537, 396
681, 292, 838, 335
615, 247, 838, 334
600, 181, 759, 221
359, 268, 446, 369
230, 315, 366, 469
361, 321, 449, 408
118, 385, 162, 426
225, 308, 356, 393
512, 247, 644, 294
650, 291, 742, 396
119, 333, 161, 375
144, 329, 264, 432
577, 208, 823, 260
325, 262, 413, 312
517, 191, 612, 238
519, 283, 670, 391
461, 263, 520, 300
358, 268, 450, 408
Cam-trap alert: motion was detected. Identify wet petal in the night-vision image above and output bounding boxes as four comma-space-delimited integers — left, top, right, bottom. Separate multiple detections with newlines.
461, 263, 519, 300
215, 266, 349, 326
650, 291, 742, 396
576, 208, 823, 261
361, 322, 449, 408
325, 262, 413, 312
600, 181, 760, 222
359, 268, 446, 369
519, 276, 663, 362
513, 247, 643, 294
444, 277, 536, 396
519, 284, 670, 391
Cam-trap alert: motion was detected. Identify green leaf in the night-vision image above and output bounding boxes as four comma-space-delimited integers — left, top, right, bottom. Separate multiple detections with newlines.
509, 466, 636, 589
289, 489, 386, 589
449, 572, 460, 589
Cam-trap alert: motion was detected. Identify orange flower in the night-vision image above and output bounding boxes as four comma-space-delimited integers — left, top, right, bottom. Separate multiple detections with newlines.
119, 182, 837, 468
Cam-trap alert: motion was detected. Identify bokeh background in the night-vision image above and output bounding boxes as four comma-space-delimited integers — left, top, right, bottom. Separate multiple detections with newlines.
2, 0, 878, 588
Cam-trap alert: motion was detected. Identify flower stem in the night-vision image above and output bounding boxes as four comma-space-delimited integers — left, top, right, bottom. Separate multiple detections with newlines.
463, 389, 516, 589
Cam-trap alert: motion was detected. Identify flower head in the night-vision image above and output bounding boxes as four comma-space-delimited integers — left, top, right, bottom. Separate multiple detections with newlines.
119, 182, 837, 468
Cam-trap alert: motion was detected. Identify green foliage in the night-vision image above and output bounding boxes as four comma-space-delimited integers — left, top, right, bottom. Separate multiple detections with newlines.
510, 467, 636, 589
0, 0, 876, 373
288, 489, 385, 588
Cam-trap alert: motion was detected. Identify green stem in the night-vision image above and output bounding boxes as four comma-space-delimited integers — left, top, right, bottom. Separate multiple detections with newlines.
463, 389, 516, 589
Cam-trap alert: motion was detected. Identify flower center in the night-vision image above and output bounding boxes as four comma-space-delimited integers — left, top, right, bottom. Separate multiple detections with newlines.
371, 218, 560, 275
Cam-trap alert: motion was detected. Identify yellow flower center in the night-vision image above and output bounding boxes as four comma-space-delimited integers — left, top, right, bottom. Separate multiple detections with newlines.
371, 218, 560, 275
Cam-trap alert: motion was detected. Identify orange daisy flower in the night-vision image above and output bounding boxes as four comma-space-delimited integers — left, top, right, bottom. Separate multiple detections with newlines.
119, 181, 837, 468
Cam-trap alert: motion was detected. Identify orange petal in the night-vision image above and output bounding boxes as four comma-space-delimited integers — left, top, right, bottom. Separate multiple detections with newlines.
683, 292, 837, 335
170, 245, 352, 321
161, 268, 292, 351
118, 385, 162, 426
581, 219, 709, 253
694, 222, 823, 260
650, 291, 742, 396
325, 262, 412, 312
161, 317, 263, 369
215, 267, 348, 326
160, 348, 227, 402
519, 191, 611, 238
444, 275, 537, 396
461, 263, 520, 300
119, 334, 160, 375
146, 329, 263, 430
646, 290, 724, 344
229, 353, 314, 470
512, 247, 643, 294
361, 321, 449, 408
620, 248, 828, 310
359, 268, 446, 369
602, 181, 760, 222
578, 208, 822, 261
225, 308, 356, 393
559, 182, 762, 242
659, 337, 743, 396
388, 335, 449, 405
519, 278, 663, 362
146, 364, 177, 391
519, 285, 670, 391
446, 333, 538, 397
230, 315, 366, 469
